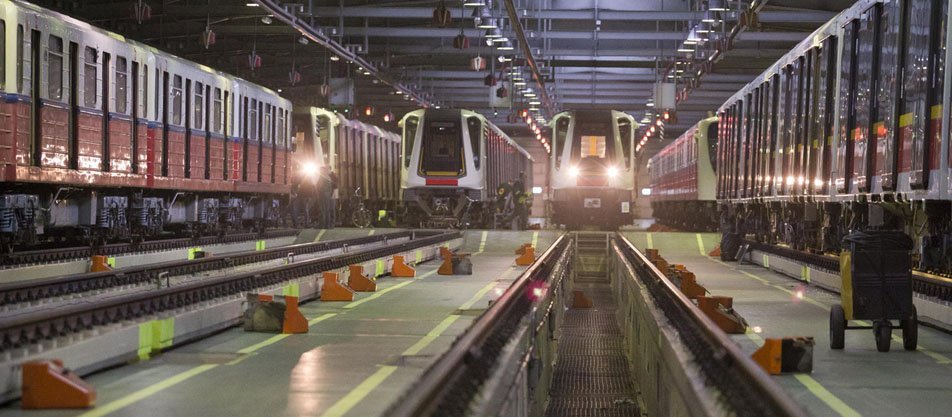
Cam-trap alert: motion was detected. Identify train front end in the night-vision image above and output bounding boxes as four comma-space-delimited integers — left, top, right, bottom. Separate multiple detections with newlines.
549, 110, 638, 229
400, 109, 484, 227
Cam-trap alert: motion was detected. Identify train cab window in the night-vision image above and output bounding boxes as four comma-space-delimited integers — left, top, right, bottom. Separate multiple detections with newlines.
403, 115, 419, 167
617, 117, 632, 168
83, 47, 97, 107
47, 35, 63, 100
116, 57, 128, 114
171, 75, 183, 125
422, 120, 462, 175
466, 116, 481, 169
192, 82, 204, 130
213, 88, 223, 134
554, 117, 569, 168
0, 20, 5, 90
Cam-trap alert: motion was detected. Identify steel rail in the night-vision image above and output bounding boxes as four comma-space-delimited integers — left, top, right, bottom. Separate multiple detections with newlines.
0, 229, 300, 267
0, 230, 460, 353
615, 234, 808, 417
742, 240, 952, 302
0, 231, 435, 307
386, 234, 570, 417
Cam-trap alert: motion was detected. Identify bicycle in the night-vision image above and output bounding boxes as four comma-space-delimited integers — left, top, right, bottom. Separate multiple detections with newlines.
350, 188, 372, 228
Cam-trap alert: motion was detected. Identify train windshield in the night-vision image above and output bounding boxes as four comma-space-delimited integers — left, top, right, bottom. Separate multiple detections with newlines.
573, 121, 615, 162
421, 120, 463, 176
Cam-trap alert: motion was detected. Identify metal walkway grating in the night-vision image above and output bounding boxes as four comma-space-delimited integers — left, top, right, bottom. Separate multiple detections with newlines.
545, 283, 640, 417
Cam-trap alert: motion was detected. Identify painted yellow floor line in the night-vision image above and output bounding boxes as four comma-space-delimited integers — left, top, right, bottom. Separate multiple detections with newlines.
343, 270, 437, 309
793, 374, 863, 417
368, 229, 376, 236
695, 233, 706, 256
236, 334, 290, 355
646, 233, 653, 249
314, 229, 327, 242
460, 270, 514, 311
531, 231, 539, 248
402, 315, 461, 356
319, 365, 400, 417
479, 230, 488, 252
743, 328, 860, 417
308, 312, 338, 326
78, 364, 219, 417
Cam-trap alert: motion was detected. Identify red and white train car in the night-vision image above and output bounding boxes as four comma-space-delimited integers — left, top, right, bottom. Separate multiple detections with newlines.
647, 116, 718, 231
0, 0, 291, 247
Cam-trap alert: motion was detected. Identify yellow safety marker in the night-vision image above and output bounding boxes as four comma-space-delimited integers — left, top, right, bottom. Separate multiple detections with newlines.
479, 231, 488, 252
314, 229, 327, 242
402, 315, 461, 356
319, 366, 399, 417
646, 233, 653, 249
187, 247, 202, 260
695, 233, 706, 256
745, 327, 861, 417
531, 231, 539, 248
255, 240, 266, 251
106, 257, 116, 268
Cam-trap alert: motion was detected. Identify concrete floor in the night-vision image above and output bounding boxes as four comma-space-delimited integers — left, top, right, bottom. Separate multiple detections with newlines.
0, 229, 560, 417
623, 232, 952, 417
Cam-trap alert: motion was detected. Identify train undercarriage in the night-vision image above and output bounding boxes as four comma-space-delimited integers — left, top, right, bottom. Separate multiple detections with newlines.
719, 198, 952, 276
402, 188, 494, 229
650, 200, 719, 232
0, 185, 285, 251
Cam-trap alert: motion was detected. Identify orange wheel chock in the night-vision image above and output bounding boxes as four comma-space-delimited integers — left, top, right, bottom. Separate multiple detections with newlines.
696, 295, 748, 334
90, 255, 112, 273
21, 359, 96, 409
645, 248, 660, 262
515, 245, 536, 266
708, 244, 722, 257
515, 243, 531, 255
440, 246, 454, 259
254, 294, 309, 333
348, 265, 377, 292
391, 255, 416, 277
752, 337, 815, 374
572, 290, 593, 308
438, 248, 455, 275
678, 270, 707, 300
320, 272, 355, 302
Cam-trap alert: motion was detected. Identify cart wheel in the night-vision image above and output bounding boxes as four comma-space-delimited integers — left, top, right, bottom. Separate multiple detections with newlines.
902, 306, 918, 351
874, 321, 892, 352
830, 304, 846, 350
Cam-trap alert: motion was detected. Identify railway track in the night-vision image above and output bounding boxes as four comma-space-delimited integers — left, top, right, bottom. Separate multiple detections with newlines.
742, 240, 952, 303
0, 229, 301, 268
0, 230, 459, 354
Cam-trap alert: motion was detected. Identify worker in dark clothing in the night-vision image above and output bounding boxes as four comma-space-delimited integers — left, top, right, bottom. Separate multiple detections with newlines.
513, 171, 527, 195
513, 188, 529, 230
317, 166, 337, 229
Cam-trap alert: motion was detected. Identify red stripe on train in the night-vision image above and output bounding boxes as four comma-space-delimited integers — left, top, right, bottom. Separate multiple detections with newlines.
426, 178, 459, 186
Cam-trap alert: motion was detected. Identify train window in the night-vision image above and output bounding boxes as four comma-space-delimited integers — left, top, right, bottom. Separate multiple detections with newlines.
554, 116, 570, 168
83, 47, 97, 107
264, 104, 273, 144
466, 116, 481, 169
422, 120, 462, 175
853, 9, 876, 190
142, 64, 149, 117
0, 21, 5, 90
876, 0, 900, 189
249, 99, 258, 140
16, 25, 22, 93
707, 121, 718, 171
116, 57, 128, 114
836, 20, 858, 192
47, 35, 63, 100
213, 88, 223, 134
617, 118, 632, 168
171, 75, 183, 125
192, 82, 203, 130
403, 115, 419, 167
277, 108, 286, 147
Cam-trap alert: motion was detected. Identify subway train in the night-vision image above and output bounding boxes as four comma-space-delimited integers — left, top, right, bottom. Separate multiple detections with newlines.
0, 0, 293, 249
647, 116, 719, 231
548, 110, 638, 229
399, 108, 532, 228
292, 107, 401, 227
712, 0, 952, 274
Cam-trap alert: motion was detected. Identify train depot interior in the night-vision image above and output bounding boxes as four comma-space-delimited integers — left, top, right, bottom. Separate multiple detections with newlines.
1, 1, 951, 417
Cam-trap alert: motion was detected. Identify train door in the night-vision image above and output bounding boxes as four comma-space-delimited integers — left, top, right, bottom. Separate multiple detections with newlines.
853, 7, 880, 192
836, 19, 859, 193
29, 29, 40, 167
817, 37, 836, 194
161, 71, 170, 177
875, 0, 901, 191
100, 52, 111, 172
131, 61, 139, 174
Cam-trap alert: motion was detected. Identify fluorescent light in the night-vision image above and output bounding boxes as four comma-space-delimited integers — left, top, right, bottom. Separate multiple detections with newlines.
478, 21, 498, 29
678, 48, 693, 52
329, 55, 340, 61
529, 100, 541, 105
463, 1, 486, 6
491, 37, 510, 43
496, 45, 514, 51
246, 2, 259, 6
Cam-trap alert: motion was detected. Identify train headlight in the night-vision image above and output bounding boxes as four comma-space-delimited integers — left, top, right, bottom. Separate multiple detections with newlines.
606, 166, 619, 178
301, 161, 319, 177
568, 166, 580, 177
